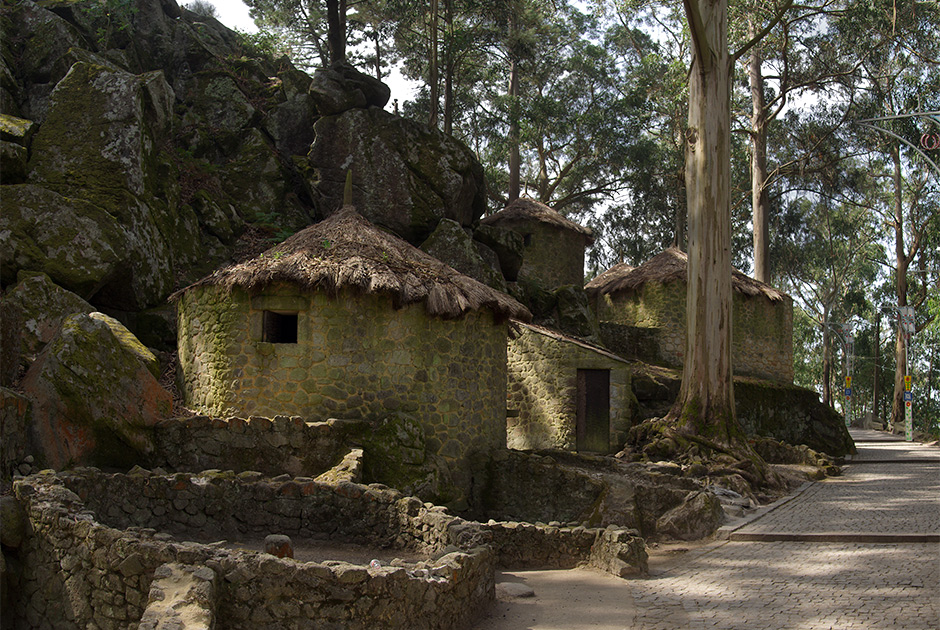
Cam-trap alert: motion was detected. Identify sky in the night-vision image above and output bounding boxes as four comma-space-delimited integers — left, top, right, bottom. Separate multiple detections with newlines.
202, 0, 418, 103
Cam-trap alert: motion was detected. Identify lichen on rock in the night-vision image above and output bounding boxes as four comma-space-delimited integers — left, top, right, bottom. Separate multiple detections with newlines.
20, 312, 171, 469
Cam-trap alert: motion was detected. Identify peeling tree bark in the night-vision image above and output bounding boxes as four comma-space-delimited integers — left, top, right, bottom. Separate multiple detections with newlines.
670, 0, 740, 443
748, 17, 771, 285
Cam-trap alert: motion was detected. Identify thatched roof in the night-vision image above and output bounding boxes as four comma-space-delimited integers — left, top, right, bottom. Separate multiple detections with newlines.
481, 198, 595, 245
175, 207, 532, 322
584, 262, 634, 291
585, 248, 788, 302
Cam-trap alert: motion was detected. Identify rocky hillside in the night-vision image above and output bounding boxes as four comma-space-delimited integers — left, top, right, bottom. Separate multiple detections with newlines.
1, 0, 510, 471
1, 0, 496, 348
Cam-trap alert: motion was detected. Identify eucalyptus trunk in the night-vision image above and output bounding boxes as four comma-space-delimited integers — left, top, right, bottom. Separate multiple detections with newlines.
508, 55, 521, 202
748, 17, 771, 284
890, 143, 908, 431
671, 0, 740, 443
428, 0, 440, 129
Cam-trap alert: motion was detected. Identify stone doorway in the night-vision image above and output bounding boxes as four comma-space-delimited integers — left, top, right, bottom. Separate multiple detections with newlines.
576, 369, 610, 453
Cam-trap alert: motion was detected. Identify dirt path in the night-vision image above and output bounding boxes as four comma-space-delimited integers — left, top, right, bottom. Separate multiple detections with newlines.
471, 543, 714, 630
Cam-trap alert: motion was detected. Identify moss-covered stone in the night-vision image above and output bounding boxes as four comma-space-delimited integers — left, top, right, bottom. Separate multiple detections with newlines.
0, 184, 129, 296
20, 312, 171, 469
0, 114, 37, 145
0, 272, 95, 385
420, 218, 506, 292
308, 107, 485, 244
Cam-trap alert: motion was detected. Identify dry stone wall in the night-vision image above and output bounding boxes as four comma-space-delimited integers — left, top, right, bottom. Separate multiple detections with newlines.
151, 415, 367, 477
595, 281, 794, 383
177, 286, 508, 478
10, 469, 496, 630
506, 324, 633, 452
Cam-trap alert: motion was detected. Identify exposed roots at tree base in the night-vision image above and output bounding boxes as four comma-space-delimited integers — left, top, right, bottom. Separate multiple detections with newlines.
620, 418, 840, 502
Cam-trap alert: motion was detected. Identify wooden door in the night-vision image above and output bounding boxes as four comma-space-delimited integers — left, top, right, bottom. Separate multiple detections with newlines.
577, 369, 610, 453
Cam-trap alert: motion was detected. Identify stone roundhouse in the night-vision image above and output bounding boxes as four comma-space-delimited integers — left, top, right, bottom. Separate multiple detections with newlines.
588, 248, 794, 383
174, 207, 531, 496
481, 198, 594, 290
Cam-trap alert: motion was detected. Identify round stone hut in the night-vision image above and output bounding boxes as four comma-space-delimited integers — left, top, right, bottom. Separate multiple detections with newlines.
587, 248, 794, 383
174, 207, 531, 494
481, 198, 594, 290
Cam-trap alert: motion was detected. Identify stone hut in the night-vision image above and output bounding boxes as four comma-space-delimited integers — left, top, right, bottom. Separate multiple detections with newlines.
481, 198, 594, 290
506, 321, 633, 454
587, 248, 794, 383
174, 207, 531, 489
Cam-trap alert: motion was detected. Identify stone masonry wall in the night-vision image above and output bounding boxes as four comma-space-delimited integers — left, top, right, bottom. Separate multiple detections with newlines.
514, 223, 586, 290
506, 324, 633, 452
595, 281, 794, 383
151, 415, 367, 477
11, 469, 495, 630
177, 285, 508, 483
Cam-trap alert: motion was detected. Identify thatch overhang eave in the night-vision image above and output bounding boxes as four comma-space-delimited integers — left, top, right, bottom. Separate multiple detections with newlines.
172, 207, 532, 323
481, 198, 595, 245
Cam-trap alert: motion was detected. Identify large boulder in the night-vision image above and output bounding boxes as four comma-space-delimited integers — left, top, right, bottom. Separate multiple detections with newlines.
21, 61, 200, 309
473, 223, 525, 281
0, 184, 130, 298
421, 219, 507, 292
309, 62, 391, 116
20, 312, 171, 469
308, 107, 486, 244
655, 490, 725, 541
0, 272, 95, 386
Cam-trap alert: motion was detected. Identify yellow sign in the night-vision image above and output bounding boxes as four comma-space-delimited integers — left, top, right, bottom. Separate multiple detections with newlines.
845, 376, 852, 387
904, 375, 912, 391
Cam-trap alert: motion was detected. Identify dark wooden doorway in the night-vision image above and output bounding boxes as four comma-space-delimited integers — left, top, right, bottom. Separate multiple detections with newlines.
577, 369, 610, 453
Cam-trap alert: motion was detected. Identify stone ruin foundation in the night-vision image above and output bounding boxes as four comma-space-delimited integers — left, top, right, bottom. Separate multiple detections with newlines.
8, 463, 647, 629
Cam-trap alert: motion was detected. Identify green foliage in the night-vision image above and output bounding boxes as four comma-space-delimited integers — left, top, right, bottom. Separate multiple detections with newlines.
78, 0, 138, 50
252, 209, 295, 243
184, 0, 218, 18
233, 28, 284, 60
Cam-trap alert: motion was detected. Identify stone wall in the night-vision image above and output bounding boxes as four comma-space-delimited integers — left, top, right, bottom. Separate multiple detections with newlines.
595, 281, 794, 383
506, 323, 634, 453
10, 469, 495, 630
177, 285, 509, 495
151, 415, 367, 477
514, 223, 587, 290
481, 521, 647, 577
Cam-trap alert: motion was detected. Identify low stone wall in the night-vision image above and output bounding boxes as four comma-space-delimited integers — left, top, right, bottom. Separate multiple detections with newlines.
10, 469, 495, 630
150, 415, 367, 477
481, 521, 647, 577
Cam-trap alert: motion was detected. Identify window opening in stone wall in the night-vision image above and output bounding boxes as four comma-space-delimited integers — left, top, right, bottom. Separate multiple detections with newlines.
523, 233, 533, 246
262, 311, 298, 343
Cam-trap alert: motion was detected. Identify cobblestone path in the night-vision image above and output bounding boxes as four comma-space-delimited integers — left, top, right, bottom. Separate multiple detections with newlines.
625, 429, 940, 630
476, 429, 940, 630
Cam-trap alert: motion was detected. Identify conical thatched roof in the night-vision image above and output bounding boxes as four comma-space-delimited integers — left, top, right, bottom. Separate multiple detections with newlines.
175, 207, 532, 322
481, 198, 595, 245
585, 248, 787, 302
584, 262, 634, 291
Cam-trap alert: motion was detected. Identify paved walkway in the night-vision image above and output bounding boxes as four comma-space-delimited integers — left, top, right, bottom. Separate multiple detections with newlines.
474, 429, 940, 630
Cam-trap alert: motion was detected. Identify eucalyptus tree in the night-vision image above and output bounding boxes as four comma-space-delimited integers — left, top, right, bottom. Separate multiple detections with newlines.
835, 0, 940, 429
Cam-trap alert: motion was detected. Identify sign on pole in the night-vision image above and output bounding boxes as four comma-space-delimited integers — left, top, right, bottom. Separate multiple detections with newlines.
905, 400, 913, 441
899, 307, 915, 334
